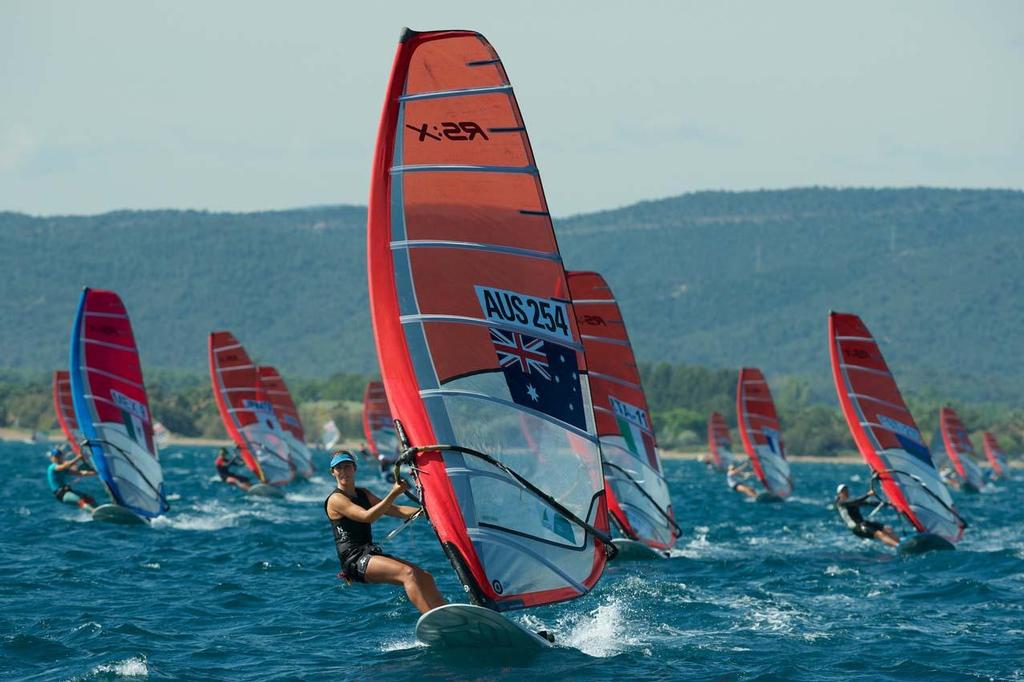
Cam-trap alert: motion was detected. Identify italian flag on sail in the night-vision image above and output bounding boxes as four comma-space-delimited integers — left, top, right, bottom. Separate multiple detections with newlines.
609, 395, 658, 469
111, 389, 153, 452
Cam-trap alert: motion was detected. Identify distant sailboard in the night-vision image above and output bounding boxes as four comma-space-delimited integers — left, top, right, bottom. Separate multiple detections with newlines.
939, 407, 985, 492
52, 370, 84, 457
735, 368, 793, 500
69, 288, 169, 523
362, 380, 399, 466
828, 312, 966, 552
567, 270, 679, 558
153, 421, 170, 448
208, 331, 294, 487
707, 412, 734, 472
258, 366, 315, 478
368, 27, 615, 648
981, 432, 1009, 480
321, 419, 341, 450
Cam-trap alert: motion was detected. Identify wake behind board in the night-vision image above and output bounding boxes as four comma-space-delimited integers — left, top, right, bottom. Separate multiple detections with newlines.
756, 492, 784, 504
247, 483, 284, 498
415, 604, 552, 650
92, 504, 147, 525
898, 533, 956, 556
612, 538, 668, 560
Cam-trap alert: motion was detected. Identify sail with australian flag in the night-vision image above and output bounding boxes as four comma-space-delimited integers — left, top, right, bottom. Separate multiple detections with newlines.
735, 367, 793, 499
828, 312, 965, 549
567, 270, 679, 556
707, 412, 734, 472
208, 331, 294, 486
69, 288, 168, 520
367, 28, 614, 617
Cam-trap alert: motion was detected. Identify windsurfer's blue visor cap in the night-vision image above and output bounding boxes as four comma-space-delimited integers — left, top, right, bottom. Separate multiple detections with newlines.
330, 452, 357, 470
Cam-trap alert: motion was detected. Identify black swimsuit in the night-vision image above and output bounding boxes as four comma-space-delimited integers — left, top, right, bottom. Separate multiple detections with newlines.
216, 458, 251, 484
325, 487, 389, 582
837, 495, 884, 539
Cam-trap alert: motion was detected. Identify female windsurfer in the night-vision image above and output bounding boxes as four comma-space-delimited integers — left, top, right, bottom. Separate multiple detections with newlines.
324, 451, 446, 614
834, 484, 900, 547
726, 460, 758, 498
214, 447, 252, 491
46, 448, 97, 511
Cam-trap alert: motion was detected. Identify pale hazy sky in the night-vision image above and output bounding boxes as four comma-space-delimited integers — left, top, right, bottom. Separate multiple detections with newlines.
2, 1, 1021, 217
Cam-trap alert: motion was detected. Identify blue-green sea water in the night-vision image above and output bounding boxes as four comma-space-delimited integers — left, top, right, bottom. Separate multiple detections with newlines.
2, 440, 1022, 681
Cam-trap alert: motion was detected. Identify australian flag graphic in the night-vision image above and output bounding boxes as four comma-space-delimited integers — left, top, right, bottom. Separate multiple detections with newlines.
489, 329, 586, 431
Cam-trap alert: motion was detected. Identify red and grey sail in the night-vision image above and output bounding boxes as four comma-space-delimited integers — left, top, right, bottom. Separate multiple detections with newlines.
257, 366, 314, 478
981, 432, 1008, 479
828, 312, 964, 543
208, 331, 293, 486
367, 28, 611, 611
69, 288, 168, 518
707, 412, 734, 472
735, 367, 793, 498
362, 381, 399, 465
52, 370, 83, 456
939, 407, 985, 491
567, 271, 679, 552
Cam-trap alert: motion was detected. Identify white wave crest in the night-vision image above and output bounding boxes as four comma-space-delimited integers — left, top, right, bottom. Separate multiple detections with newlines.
90, 656, 148, 677
538, 597, 645, 657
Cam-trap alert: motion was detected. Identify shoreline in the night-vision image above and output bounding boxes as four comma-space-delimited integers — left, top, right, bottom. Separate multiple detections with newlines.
3, 427, 1015, 468
658, 449, 864, 464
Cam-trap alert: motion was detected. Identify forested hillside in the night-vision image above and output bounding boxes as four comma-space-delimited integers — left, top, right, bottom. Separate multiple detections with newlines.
3, 188, 1022, 404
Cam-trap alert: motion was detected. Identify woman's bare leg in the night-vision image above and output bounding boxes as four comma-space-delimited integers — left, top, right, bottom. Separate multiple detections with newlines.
363, 555, 447, 614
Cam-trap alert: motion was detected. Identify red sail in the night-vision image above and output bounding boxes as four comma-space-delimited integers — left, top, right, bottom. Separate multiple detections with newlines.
939, 406, 985, 490
208, 332, 293, 485
69, 288, 166, 517
567, 271, 678, 552
368, 29, 608, 610
362, 381, 398, 464
981, 432, 1008, 479
257, 366, 314, 478
52, 370, 82, 456
828, 312, 964, 542
735, 367, 793, 498
707, 412, 733, 472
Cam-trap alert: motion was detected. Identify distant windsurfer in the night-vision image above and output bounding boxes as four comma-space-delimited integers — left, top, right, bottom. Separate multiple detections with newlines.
215, 447, 252, 491
46, 447, 97, 511
727, 460, 758, 498
938, 465, 961, 490
324, 451, 446, 614
834, 484, 900, 547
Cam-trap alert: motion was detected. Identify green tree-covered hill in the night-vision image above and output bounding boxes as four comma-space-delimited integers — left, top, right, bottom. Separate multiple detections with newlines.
3, 188, 1022, 403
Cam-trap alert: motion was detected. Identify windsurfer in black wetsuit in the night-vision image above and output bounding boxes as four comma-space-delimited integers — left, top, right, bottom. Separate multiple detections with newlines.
324, 451, 446, 614
726, 460, 758, 498
834, 483, 900, 547
215, 447, 252, 491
